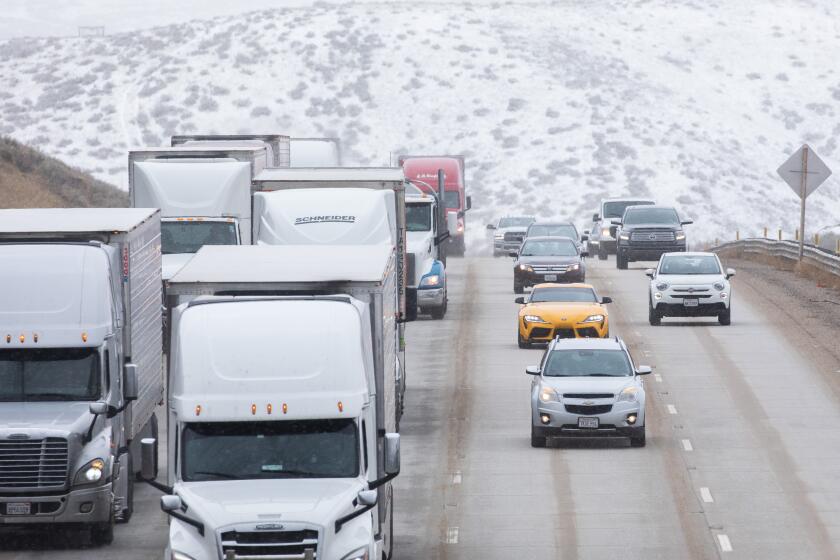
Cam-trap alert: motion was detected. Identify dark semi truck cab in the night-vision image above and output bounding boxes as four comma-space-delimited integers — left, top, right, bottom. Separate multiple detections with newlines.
612, 205, 692, 269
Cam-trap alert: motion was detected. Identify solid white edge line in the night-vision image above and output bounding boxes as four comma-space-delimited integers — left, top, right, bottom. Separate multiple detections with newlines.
446, 527, 459, 544
667, 404, 678, 414
700, 487, 714, 503
654, 374, 663, 383
681, 438, 693, 451
717, 533, 732, 552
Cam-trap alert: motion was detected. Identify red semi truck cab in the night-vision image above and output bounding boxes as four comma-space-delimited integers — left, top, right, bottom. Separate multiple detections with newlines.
398, 155, 471, 255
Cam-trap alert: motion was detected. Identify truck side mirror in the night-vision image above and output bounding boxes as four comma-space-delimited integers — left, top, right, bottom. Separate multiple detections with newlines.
123, 363, 138, 402
466, 196, 472, 210
141, 438, 157, 481
384, 433, 400, 475
89, 401, 108, 415
592, 213, 600, 222
609, 226, 618, 238
486, 224, 496, 230
357, 490, 378, 507
160, 495, 182, 513
446, 211, 458, 234
580, 250, 589, 257
681, 220, 694, 226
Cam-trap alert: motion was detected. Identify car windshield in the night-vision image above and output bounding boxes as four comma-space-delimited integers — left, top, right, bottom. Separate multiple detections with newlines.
161, 220, 238, 254
444, 191, 461, 210
660, 255, 721, 275
0, 348, 101, 401
406, 203, 432, 232
603, 200, 653, 219
528, 224, 578, 239
499, 217, 535, 228
530, 287, 597, 303
520, 239, 577, 257
623, 207, 680, 225
543, 349, 633, 377
181, 419, 359, 481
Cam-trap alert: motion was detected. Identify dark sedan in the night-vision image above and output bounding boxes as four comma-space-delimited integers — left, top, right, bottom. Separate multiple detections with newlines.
511, 236, 587, 293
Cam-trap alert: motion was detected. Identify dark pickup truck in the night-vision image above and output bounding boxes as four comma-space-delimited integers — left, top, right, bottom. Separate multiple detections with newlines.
611, 206, 692, 269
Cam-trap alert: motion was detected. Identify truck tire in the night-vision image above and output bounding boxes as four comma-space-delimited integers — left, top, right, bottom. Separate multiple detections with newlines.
718, 306, 731, 326
598, 246, 608, 260
430, 305, 446, 320
531, 424, 546, 448
648, 303, 661, 326
616, 252, 628, 270
90, 511, 115, 546
514, 282, 524, 294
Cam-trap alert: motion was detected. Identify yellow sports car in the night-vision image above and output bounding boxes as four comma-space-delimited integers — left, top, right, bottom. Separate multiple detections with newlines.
515, 283, 612, 348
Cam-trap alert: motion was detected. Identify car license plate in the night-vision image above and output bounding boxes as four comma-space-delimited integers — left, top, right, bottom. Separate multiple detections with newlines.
6, 502, 31, 515
683, 298, 699, 307
578, 417, 599, 429
545, 274, 557, 281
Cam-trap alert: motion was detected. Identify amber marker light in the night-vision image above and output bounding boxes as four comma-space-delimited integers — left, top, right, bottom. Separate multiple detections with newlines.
195, 405, 202, 416
5, 335, 10, 344
81, 332, 88, 342
33, 334, 38, 343
282, 403, 288, 414
251, 403, 257, 415
337, 401, 344, 413
18, 334, 24, 343
266, 403, 273, 415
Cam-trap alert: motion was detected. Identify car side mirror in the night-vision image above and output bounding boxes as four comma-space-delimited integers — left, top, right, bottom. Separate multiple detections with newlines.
609, 226, 618, 238
486, 224, 496, 230
514, 297, 525, 304
592, 213, 600, 222
635, 365, 652, 375
123, 363, 138, 402
508, 251, 518, 258
357, 490, 378, 507
160, 495, 182, 513
644, 268, 655, 278
525, 366, 541, 375
681, 220, 693, 225
141, 438, 157, 481
384, 433, 400, 475
725, 268, 736, 279
466, 196, 472, 210
601, 296, 612, 304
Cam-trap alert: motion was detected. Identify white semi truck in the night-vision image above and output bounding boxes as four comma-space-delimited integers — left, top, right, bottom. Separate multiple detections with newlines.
142, 244, 401, 560
290, 137, 342, 167
405, 183, 451, 319
128, 146, 268, 280
170, 134, 291, 168
0, 208, 163, 545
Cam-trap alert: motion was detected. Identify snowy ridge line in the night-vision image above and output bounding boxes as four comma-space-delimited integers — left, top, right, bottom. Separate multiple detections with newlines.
712, 238, 840, 277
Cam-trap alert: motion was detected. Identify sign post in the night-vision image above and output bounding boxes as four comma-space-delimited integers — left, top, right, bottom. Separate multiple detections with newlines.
776, 144, 832, 261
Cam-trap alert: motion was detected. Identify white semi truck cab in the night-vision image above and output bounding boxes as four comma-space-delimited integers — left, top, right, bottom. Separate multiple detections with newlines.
143, 245, 401, 560
128, 146, 268, 280
0, 209, 163, 545
405, 184, 451, 319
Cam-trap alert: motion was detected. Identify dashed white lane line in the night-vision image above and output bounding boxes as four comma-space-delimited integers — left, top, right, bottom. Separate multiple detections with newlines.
654, 374, 663, 383
667, 404, 678, 415
452, 471, 462, 485
717, 534, 733, 552
446, 527, 459, 544
681, 439, 693, 451
700, 487, 714, 503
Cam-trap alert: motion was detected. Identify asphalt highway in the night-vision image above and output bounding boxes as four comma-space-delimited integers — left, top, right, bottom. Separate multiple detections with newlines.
2, 255, 840, 560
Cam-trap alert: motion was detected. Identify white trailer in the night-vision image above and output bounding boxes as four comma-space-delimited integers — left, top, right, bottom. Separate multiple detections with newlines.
144, 244, 400, 559
170, 134, 291, 168
290, 137, 342, 167
128, 146, 267, 280
0, 208, 163, 544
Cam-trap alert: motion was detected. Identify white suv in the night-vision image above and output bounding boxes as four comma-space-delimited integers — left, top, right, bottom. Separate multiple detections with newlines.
646, 252, 735, 326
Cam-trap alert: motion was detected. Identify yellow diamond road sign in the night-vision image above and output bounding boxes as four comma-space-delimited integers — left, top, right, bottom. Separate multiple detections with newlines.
776, 144, 832, 199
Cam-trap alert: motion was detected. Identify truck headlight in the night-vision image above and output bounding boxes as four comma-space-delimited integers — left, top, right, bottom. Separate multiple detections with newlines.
601, 227, 611, 236
617, 386, 639, 402
619, 232, 630, 241
518, 264, 533, 272
539, 385, 559, 403
341, 548, 369, 560
75, 458, 105, 485
420, 274, 441, 287
171, 552, 198, 560
524, 315, 548, 323
568, 263, 580, 271
676, 231, 686, 241
581, 314, 605, 323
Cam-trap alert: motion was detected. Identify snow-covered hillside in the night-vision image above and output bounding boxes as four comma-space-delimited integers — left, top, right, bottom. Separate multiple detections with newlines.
1, 0, 839, 243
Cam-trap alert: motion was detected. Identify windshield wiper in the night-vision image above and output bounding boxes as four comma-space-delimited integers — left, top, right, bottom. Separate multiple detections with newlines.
587, 373, 623, 377
192, 471, 241, 480
260, 467, 318, 478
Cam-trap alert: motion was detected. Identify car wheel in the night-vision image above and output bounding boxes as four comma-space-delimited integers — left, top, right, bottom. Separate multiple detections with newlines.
518, 332, 531, 349
648, 304, 661, 326
616, 253, 628, 270
514, 283, 524, 294
630, 427, 646, 447
531, 424, 547, 448
598, 246, 608, 260
718, 306, 731, 326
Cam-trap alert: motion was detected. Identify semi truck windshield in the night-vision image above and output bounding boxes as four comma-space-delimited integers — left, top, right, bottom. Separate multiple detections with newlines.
0, 349, 101, 401
182, 419, 359, 481
406, 204, 432, 232
161, 221, 238, 254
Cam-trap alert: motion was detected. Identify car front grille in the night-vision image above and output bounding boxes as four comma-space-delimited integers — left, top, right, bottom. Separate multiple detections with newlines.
563, 393, 614, 399
575, 327, 600, 338
220, 528, 319, 559
670, 294, 712, 299
0, 437, 69, 489
630, 230, 676, 242
554, 328, 576, 339
565, 404, 613, 415
532, 265, 571, 273
529, 327, 552, 338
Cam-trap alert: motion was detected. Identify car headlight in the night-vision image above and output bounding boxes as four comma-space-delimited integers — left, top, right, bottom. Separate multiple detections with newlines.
341, 547, 370, 560
676, 231, 686, 241
617, 386, 639, 402
568, 263, 580, 271
619, 232, 630, 241
713, 282, 725, 291
539, 385, 560, 403
420, 274, 441, 287
518, 264, 533, 272
581, 314, 605, 323
655, 282, 668, 291
523, 314, 548, 323
75, 458, 105, 485
171, 552, 198, 560
601, 227, 611, 236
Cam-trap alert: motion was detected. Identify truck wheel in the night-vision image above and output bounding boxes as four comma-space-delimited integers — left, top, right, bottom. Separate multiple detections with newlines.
630, 427, 646, 447
718, 306, 731, 326
514, 283, 524, 294
518, 332, 531, 349
598, 246, 608, 260
616, 253, 628, 270
648, 304, 661, 326
531, 424, 546, 448
90, 512, 115, 546
430, 305, 446, 320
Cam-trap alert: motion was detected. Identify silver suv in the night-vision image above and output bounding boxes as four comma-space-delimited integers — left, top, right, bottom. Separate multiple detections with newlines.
487, 216, 536, 256
527, 337, 650, 447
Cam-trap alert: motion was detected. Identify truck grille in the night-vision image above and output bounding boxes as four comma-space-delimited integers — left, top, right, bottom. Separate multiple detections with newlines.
504, 232, 525, 243
630, 230, 676, 242
532, 265, 571, 273
220, 528, 319, 559
0, 437, 69, 489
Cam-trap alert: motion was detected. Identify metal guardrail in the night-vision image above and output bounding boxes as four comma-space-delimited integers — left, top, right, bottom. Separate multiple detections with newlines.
711, 238, 840, 277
